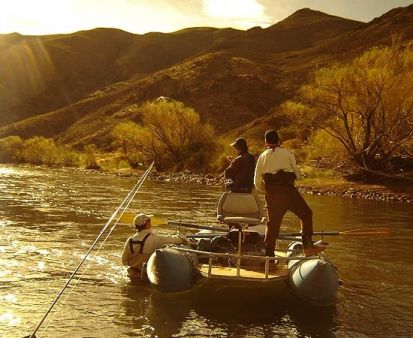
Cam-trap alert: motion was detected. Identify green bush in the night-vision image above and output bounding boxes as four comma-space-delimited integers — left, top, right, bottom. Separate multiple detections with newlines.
84, 144, 101, 169
304, 130, 347, 167
60, 147, 80, 166
0, 136, 23, 162
0, 135, 82, 166
278, 126, 300, 141
112, 100, 215, 171
284, 40, 413, 173
20, 137, 60, 165
282, 138, 306, 163
181, 141, 220, 172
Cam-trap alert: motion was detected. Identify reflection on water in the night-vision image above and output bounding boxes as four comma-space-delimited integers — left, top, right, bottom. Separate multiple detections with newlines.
0, 164, 413, 337
120, 283, 338, 337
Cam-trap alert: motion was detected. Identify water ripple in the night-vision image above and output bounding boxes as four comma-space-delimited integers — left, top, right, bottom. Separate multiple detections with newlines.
1, 164, 413, 338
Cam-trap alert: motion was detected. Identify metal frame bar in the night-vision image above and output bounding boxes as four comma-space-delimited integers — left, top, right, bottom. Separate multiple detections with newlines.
173, 246, 313, 281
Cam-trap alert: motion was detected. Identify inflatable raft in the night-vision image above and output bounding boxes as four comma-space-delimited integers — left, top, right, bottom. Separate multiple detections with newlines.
144, 192, 340, 306
145, 230, 339, 306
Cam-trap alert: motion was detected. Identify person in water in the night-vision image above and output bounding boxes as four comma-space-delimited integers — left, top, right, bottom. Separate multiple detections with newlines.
254, 130, 325, 257
121, 213, 187, 279
224, 137, 256, 193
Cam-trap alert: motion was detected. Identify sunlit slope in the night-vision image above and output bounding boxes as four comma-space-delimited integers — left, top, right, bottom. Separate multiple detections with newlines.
0, 27, 239, 126
1, 5, 412, 147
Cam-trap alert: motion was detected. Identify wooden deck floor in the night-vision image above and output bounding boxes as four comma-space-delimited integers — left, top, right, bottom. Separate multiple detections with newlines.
198, 264, 289, 280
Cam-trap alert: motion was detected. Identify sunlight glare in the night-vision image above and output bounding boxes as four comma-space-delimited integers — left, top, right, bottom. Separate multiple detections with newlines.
0, 168, 17, 175
0, 0, 64, 34
202, 0, 265, 19
2, 294, 17, 303
0, 312, 21, 326
0, 0, 205, 35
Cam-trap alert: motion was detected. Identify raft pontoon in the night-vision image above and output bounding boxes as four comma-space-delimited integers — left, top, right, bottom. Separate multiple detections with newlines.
145, 192, 340, 306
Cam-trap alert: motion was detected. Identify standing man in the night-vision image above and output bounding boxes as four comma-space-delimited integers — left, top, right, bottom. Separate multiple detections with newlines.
121, 213, 187, 279
224, 137, 256, 193
254, 130, 325, 257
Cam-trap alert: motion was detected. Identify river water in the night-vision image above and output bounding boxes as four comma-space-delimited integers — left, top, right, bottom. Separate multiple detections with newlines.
1, 165, 412, 338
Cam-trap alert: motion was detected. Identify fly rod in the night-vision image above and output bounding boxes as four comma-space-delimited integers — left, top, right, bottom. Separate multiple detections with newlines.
26, 162, 154, 338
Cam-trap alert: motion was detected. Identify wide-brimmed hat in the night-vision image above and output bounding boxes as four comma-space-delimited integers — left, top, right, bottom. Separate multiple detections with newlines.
230, 137, 248, 150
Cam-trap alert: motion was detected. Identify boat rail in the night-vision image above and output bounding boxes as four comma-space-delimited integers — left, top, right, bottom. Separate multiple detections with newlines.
172, 246, 315, 281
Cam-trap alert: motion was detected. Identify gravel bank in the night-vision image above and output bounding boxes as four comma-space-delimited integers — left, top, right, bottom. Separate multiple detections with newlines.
150, 171, 413, 203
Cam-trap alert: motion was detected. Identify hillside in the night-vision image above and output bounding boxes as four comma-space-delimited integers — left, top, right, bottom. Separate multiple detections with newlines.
0, 5, 412, 148
0, 27, 239, 126
225, 8, 362, 56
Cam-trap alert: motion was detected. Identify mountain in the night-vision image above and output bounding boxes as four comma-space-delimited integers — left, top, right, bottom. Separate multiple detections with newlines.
296, 4, 413, 65
0, 27, 240, 126
0, 5, 412, 148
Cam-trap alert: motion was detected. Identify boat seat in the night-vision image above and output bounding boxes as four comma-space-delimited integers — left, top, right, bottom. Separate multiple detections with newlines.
216, 192, 265, 226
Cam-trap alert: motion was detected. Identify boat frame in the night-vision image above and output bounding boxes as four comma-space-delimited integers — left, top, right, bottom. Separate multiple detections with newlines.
171, 228, 318, 283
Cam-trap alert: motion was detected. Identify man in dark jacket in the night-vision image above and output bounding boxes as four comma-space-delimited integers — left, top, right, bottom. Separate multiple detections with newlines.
224, 138, 255, 193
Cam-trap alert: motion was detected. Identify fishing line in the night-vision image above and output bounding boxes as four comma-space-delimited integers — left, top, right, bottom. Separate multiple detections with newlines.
40, 161, 154, 335
28, 162, 154, 338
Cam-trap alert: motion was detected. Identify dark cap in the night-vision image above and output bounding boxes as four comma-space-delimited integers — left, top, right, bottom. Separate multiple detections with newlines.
230, 137, 248, 151
265, 130, 279, 145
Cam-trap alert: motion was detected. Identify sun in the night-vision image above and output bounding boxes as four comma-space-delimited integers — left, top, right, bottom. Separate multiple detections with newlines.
0, 0, 65, 34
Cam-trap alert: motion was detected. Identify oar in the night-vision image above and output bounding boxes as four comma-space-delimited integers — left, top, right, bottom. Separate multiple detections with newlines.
118, 212, 174, 226
119, 212, 227, 232
187, 227, 389, 239
168, 221, 227, 232
282, 227, 390, 237
120, 212, 389, 237
187, 233, 301, 241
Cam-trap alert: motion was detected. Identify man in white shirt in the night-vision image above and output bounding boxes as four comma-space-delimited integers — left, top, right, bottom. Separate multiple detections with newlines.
254, 130, 324, 257
121, 213, 187, 279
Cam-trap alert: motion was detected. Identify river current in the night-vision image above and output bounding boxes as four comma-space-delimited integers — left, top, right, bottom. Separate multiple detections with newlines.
1, 165, 412, 337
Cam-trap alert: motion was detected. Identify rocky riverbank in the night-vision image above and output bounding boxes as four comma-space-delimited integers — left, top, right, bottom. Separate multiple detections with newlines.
296, 183, 412, 203
150, 170, 222, 186
149, 170, 413, 203
17, 164, 411, 203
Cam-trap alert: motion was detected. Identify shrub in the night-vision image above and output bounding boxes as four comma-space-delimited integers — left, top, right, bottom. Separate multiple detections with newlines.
284, 39, 413, 174
0, 136, 23, 162
60, 147, 80, 166
282, 138, 306, 163
112, 100, 215, 171
84, 144, 101, 169
20, 137, 60, 165
304, 130, 347, 167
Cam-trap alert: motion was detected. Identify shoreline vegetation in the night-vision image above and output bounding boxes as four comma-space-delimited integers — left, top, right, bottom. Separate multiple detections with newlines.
1, 45, 411, 203
151, 171, 413, 203
1, 162, 412, 203
84, 166, 413, 203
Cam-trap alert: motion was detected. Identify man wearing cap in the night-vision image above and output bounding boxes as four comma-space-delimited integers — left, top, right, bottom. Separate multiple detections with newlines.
224, 137, 256, 193
254, 130, 325, 257
121, 213, 187, 279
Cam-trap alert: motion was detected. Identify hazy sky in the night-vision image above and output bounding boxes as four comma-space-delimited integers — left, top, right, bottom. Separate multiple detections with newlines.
1, 0, 412, 35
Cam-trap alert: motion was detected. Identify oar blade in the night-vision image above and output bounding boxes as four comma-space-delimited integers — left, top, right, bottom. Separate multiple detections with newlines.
118, 212, 168, 226
340, 227, 390, 236
151, 217, 169, 226
279, 227, 390, 237
118, 212, 135, 224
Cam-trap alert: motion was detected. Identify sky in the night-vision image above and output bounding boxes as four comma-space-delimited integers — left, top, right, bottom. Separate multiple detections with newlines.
0, 0, 412, 35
